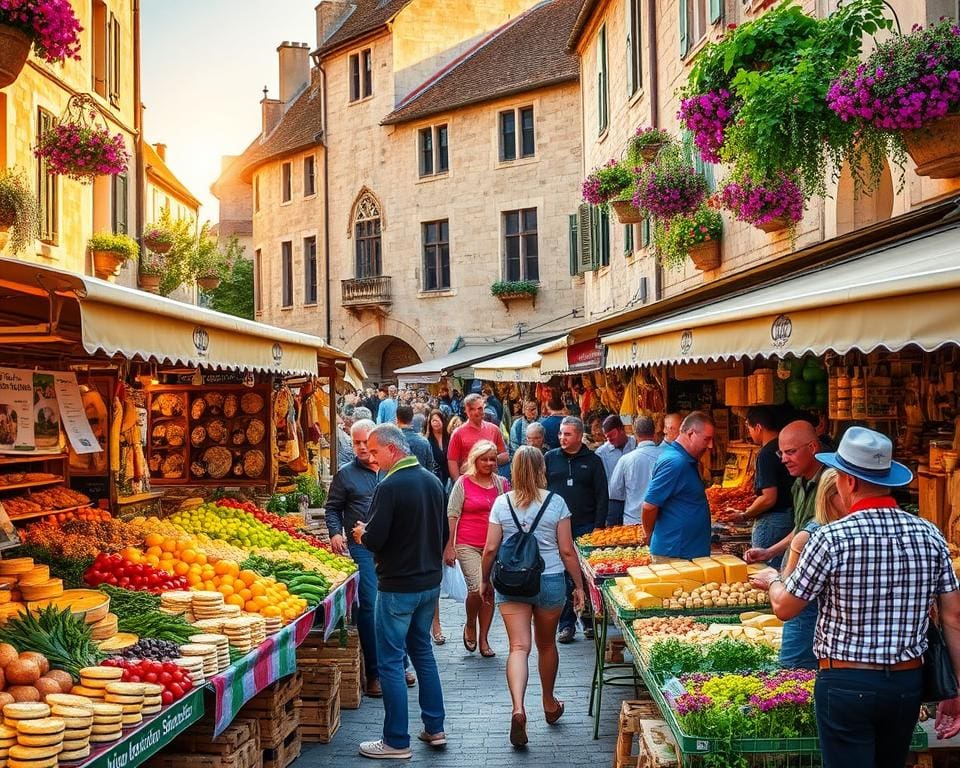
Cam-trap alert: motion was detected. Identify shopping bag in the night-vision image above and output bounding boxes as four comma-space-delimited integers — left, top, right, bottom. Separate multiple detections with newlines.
441, 562, 468, 602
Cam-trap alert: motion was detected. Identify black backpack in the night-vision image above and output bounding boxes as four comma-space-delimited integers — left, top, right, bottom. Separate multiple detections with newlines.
492, 492, 554, 598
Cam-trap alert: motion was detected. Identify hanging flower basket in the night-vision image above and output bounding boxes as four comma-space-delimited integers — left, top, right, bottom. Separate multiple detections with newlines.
610, 198, 643, 224
688, 239, 721, 271
638, 143, 665, 162
197, 275, 221, 291
89, 232, 138, 281
755, 216, 795, 233
138, 272, 160, 293
718, 173, 804, 232
902, 114, 960, 180
0, 25, 31, 89
33, 94, 128, 183
143, 233, 172, 254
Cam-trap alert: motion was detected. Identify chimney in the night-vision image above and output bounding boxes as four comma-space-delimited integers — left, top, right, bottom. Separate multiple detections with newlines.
278, 41, 310, 104
261, 87, 283, 136
153, 142, 166, 161
315, 1, 354, 48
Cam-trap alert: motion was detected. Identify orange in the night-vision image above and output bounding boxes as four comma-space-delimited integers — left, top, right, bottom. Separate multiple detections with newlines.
189, 563, 202, 574
244, 600, 259, 613
237, 588, 252, 602
146, 554, 161, 568
203, 580, 217, 591
249, 583, 266, 598
226, 594, 245, 607
160, 538, 176, 553
187, 573, 202, 586
219, 584, 234, 597
180, 549, 197, 564
145, 545, 163, 558
253, 595, 269, 610
144, 533, 164, 548
262, 606, 281, 618
172, 561, 189, 576
237, 570, 258, 587
201, 565, 215, 579
194, 552, 208, 566
219, 574, 235, 587
213, 561, 231, 576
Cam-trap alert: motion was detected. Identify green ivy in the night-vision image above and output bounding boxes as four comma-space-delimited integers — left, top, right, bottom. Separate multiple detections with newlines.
490, 280, 539, 297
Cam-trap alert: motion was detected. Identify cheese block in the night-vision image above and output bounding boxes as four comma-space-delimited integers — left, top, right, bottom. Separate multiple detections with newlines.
672, 579, 704, 593
19, 580, 63, 602
613, 577, 633, 590
627, 570, 658, 586
692, 558, 725, 583
648, 564, 677, 574
746, 563, 768, 575
717, 561, 749, 583
620, 585, 639, 604
670, 564, 705, 583
628, 591, 663, 609
742, 614, 783, 629
642, 582, 682, 598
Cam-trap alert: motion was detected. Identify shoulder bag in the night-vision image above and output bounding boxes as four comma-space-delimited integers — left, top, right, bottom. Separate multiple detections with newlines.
923, 597, 958, 702
491, 492, 554, 598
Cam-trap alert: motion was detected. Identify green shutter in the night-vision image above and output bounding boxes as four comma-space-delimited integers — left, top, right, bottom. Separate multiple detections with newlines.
568, 214, 578, 276
709, 0, 723, 25
625, 0, 634, 96
624, 224, 634, 254
577, 204, 593, 274
600, 209, 610, 266
640, 218, 651, 247
679, 0, 689, 57
597, 26, 607, 134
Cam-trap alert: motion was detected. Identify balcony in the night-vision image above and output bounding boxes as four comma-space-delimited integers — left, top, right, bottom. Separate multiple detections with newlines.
341, 275, 392, 316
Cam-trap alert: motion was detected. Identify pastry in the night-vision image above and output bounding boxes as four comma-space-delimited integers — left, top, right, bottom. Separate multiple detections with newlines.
166, 424, 185, 447
240, 393, 264, 415
203, 447, 232, 479
206, 420, 227, 444
190, 426, 206, 447
245, 418, 265, 444
190, 399, 206, 420
242, 450, 265, 478
223, 394, 238, 418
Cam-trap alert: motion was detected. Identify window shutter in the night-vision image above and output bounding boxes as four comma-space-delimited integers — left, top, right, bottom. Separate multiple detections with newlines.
640, 218, 651, 247
577, 204, 593, 274
599, 208, 610, 267
679, 0, 689, 57
709, 0, 723, 25
625, 0, 634, 96
624, 223, 634, 254
596, 30, 605, 133
568, 214, 579, 276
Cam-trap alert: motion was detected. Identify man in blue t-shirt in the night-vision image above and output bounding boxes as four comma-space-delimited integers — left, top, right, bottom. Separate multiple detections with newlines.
641, 411, 714, 559
539, 396, 565, 451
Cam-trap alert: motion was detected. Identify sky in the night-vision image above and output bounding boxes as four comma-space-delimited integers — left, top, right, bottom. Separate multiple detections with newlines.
140, 1, 317, 222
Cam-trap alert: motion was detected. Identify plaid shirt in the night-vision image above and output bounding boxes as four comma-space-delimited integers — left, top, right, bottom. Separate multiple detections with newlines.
785, 497, 959, 665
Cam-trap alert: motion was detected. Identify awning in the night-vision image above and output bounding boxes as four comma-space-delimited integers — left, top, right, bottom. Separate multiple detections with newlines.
472, 339, 558, 382
603, 224, 960, 367
394, 344, 518, 386
0, 258, 350, 375
340, 359, 368, 390
538, 336, 603, 376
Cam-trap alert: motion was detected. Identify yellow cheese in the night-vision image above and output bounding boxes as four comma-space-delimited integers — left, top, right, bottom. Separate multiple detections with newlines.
628, 592, 663, 609
746, 563, 767, 575
626, 566, 655, 580
621, 585, 639, 603
648, 564, 677, 574
642, 582, 682, 598
692, 558, 724, 583
673, 579, 703, 593
742, 614, 783, 629
721, 563, 749, 583
671, 564, 705, 584
614, 577, 634, 590
629, 572, 659, 586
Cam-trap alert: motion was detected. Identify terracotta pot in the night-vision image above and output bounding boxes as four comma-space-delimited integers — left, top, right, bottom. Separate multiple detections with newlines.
138, 273, 160, 292
903, 114, 960, 179
197, 275, 220, 290
0, 224, 9, 253
755, 216, 794, 233
638, 143, 664, 162
688, 239, 721, 271
0, 25, 32, 90
143, 236, 171, 254
91, 249, 125, 280
610, 198, 643, 224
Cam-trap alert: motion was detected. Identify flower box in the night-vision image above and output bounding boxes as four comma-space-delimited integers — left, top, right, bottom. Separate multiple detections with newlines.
903, 114, 960, 180
755, 216, 795, 233
0, 25, 31, 89
688, 240, 721, 271
138, 273, 160, 293
610, 198, 643, 224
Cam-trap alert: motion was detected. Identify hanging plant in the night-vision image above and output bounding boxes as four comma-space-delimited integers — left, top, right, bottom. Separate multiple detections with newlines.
0, 167, 39, 254
633, 144, 707, 220
653, 205, 723, 271
33, 94, 128, 183
677, 0, 891, 197
142, 223, 174, 254
581, 159, 635, 207
0, 0, 82, 63
627, 127, 673, 164
718, 172, 805, 230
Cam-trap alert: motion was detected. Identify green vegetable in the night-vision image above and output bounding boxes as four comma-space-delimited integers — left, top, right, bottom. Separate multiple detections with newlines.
98, 585, 161, 620
647, 636, 777, 674
0, 606, 103, 679
117, 611, 196, 643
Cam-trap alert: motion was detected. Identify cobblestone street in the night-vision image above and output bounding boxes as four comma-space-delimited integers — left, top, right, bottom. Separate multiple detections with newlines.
300, 599, 624, 766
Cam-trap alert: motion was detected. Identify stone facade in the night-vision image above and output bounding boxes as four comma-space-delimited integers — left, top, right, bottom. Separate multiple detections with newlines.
573, 0, 960, 322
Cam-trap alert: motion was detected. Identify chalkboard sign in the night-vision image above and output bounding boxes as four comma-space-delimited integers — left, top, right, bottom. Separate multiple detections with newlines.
668, 379, 717, 413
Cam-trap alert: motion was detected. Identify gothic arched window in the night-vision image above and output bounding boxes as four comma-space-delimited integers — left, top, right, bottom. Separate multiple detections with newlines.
354, 194, 382, 278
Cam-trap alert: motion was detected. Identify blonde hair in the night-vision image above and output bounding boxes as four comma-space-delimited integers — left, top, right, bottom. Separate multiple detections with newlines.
511, 446, 547, 508
446, 415, 462, 435
462, 439, 498, 478
815, 468, 843, 526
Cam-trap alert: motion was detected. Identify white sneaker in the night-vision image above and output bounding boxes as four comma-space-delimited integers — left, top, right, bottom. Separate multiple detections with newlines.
359, 740, 412, 760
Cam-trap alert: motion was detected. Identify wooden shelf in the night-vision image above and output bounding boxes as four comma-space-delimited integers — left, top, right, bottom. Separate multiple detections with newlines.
0, 453, 67, 466
0, 478, 64, 493
8, 503, 92, 523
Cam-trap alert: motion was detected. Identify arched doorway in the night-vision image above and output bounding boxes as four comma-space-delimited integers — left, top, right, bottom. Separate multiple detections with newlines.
353, 335, 420, 385
836, 158, 894, 236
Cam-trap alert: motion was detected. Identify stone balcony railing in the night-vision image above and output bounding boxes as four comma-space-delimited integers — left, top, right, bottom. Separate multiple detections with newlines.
341, 275, 392, 312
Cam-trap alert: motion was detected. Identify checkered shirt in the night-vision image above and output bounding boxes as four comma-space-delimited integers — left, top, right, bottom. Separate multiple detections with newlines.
784, 504, 959, 665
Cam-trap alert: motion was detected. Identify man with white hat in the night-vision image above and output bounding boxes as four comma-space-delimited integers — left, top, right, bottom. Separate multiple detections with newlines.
752, 426, 960, 765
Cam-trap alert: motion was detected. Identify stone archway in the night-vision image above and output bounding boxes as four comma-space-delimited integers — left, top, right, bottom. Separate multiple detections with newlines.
353, 335, 421, 384
836, 158, 894, 236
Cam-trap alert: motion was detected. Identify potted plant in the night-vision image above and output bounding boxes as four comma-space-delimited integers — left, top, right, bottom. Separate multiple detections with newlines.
137, 253, 164, 293
828, 18, 960, 180
582, 159, 635, 209
88, 232, 139, 280
718, 172, 805, 232
0, 0, 81, 88
142, 223, 174, 254
295, 473, 326, 512
0, 167, 39, 254
654, 204, 724, 271
677, 0, 891, 197
34, 111, 128, 183
633, 145, 707, 220
191, 227, 226, 291
491, 280, 539, 306
628, 126, 672, 164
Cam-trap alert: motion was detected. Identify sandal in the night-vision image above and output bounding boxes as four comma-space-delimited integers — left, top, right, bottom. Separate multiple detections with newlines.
432, 631, 446, 645
510, 712, 528, 747
462, 627, 477, 653
479, 645, 496, 658
545, 698, 565, 725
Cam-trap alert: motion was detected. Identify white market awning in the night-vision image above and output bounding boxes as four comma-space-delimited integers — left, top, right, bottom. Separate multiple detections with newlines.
602, 225, 960, 368
472, 339, 559, 382
395, 343, 524, 385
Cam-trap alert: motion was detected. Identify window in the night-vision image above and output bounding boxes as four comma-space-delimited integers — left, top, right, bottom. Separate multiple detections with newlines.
680, 0, 715, 57
627, 0, 642, 96
592, 206, 610, 267
568, 213, 579, 276
254, 175, 260, 212
304, 236, 317, 304
92, 1, 106, 97
254, 249, 263, 312
640, 217, 651, 247
36, 108, 57, 244
597, 25, 609, 134
422, 220, 450, 291
418, 124, 449, 177
499, 107, 535, 162
354, 194, 382, 278
281, 241, 293, 308
624, 223, 634, 254
303, 156, 316, 197
281, 162, 292, 203
503, 208, 538, 281
109, 14, 120, 106
572, 205, 609, 273
349, 48, 373, 101
111, 173, 128, 234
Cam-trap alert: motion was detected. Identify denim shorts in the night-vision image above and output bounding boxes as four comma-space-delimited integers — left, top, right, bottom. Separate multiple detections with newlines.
495, 572, 566, 610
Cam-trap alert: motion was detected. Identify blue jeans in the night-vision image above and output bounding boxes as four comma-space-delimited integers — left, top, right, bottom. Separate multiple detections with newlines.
348, 543, 379, 684
375, 587, 445, 748
752, 510, 793, 570
559, 522, 595, 634
814, 667, 922, 768
779, 601, 818, 670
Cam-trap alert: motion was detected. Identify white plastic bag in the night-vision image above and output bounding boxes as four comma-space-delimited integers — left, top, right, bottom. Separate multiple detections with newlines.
441, 562, 468, 602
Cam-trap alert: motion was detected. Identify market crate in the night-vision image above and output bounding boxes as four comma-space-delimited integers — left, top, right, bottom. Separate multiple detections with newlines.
298, 630, 362, 709
168, 716, 260, 756
300, 662, 341, 744
262, 728, 301, 768
146, 719, 262, 768
239, 673, 302, 750
606, 636, 627, 664
614, 699, 663, 768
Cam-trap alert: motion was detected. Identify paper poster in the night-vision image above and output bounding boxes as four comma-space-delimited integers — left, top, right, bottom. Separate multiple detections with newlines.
0, 368, 35, 451
53, 372, 102, 455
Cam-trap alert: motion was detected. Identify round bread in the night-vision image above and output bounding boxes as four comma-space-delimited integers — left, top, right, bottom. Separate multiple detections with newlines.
79, 667, 122, 681
2, 704, 48, 721
116, 704, 143, 715
140, 684, 163, 697
103, 695, 142, 706
9, 744, 62, 759
59, 746, 91, 761
60, 717, 92, 729
8, 756, 58, 768
67, 686, 103, 699
76, 678, 110, 690
12, 734, 62, 748
89, 732, 121, 743
15, 719, 64, 736
89, 703, 122, 717
91, 716, 121, 727
103, 682, 145, 696
89, 723, 122, 735
43, 696, 92, 711
121, 714, 142, 726
61, 737, 90, 749
0, 725, 15, 739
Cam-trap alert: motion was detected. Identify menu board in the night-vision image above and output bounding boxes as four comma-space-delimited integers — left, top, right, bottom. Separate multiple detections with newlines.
147, 387, 270, 484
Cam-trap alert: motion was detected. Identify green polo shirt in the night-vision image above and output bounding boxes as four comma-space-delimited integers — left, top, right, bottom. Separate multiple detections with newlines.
791, 466, 824, 533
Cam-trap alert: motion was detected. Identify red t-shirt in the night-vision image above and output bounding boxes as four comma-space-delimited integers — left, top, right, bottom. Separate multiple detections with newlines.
447, 421, 506, 471
456, 476, 509, 548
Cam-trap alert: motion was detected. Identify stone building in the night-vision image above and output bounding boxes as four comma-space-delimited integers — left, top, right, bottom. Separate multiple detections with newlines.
216, 0, 586, 382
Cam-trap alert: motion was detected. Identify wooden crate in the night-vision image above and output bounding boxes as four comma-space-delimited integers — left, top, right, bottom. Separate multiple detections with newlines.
614, 700, 661, 768
638, 719, 679, 768
240, 673, 303, 713
298, 632, 362, 710
300, 660, 341, 699
168, 717, 260, 756
238, 674, 302, 750
262, 728, 301, 768
300, 690, 340, 744
147, 731, 261, 768
605, 636, 626, 663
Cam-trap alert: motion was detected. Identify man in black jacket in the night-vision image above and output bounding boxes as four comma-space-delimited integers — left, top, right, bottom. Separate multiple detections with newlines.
546, 416, 608, 643
353, 424, 449, 759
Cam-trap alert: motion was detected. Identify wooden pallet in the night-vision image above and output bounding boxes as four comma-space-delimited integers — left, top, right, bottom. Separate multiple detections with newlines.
168, 717, 260, 756
614, 700, 662, 768
262, 728, 300, 768
147, 735, 262, 768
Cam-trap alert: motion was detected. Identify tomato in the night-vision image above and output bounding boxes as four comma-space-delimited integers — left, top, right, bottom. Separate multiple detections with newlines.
144, 672, 158, 684
161, 690, 174, 706
161, 662, 177, 673
168, 682, 183, 699
181, 677, 192, 691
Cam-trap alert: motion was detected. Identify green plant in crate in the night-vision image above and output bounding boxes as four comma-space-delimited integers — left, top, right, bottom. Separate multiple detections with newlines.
295, 473, 326, 508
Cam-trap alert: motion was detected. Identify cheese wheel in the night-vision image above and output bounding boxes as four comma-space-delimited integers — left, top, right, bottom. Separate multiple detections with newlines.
13, 735, 62, 748
0, 560, 35, 576
8, 756, 59, 768
89, 724, 122, 735
8, 744, 62, 759
15, 719, 63, 736
103, 682, 144, 696
42, 697, 92, 712
67, 687, 103, 699
2, 705, 48, 721
59, 746, 91, 761
79, 667, 122, 682
19, 581, 63, 602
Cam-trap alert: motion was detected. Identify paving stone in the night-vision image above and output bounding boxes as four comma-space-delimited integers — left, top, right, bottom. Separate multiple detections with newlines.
298, 597, 624, 766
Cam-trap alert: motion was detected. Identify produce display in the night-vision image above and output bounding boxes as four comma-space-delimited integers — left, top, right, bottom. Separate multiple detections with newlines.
216, 498, 329, 550
83, 553, 189, 593
577, 525, 645, 548
2, 487, 91, 520
99, 659, 193, 706
646, 636, 778, 673
705, 485, 756, 522
585, 546, 652, 577
0, 608, 103, 680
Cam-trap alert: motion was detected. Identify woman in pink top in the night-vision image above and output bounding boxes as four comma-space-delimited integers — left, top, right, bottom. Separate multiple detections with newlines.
445, 439, 508, 658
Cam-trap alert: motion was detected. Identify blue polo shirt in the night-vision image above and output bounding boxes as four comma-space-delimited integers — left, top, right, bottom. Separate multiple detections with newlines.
642, 440, 711, 559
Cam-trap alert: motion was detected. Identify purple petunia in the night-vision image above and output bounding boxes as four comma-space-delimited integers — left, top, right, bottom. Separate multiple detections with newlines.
0, 0, 82, 62
678, 89, 733, 164
34, 122, 128, 182
719, 173, 804, 227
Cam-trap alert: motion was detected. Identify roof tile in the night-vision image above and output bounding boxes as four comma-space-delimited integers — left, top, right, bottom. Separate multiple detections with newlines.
316, 0, 412, 56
